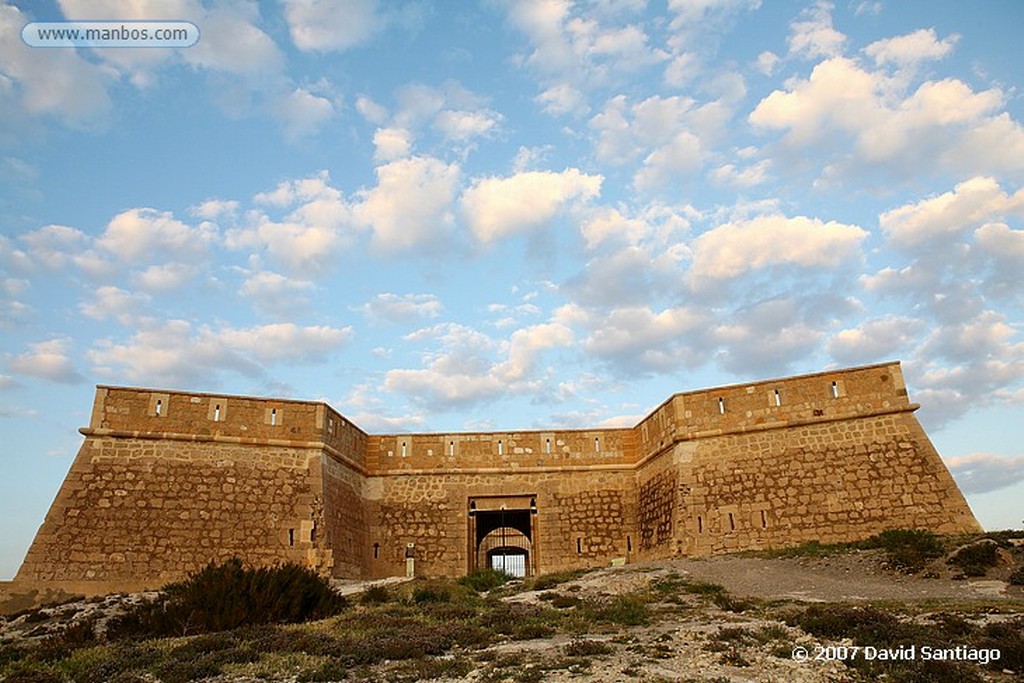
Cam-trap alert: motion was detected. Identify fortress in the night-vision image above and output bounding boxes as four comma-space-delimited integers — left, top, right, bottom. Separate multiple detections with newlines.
13, 361, 981, 596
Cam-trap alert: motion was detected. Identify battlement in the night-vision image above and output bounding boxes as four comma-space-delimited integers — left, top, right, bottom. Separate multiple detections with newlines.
87, 362, 913, 473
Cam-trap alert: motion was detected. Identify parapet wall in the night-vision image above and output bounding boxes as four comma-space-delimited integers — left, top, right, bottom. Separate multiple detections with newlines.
11, 361, 982, 598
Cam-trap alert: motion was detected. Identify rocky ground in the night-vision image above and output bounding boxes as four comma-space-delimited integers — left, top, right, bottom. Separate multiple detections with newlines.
1, 543, 1023, 682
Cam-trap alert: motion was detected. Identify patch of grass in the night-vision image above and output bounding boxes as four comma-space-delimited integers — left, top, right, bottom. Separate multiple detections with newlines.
584, 594, 650, 626
529, 569, 588, 591
459, 568, 514, 593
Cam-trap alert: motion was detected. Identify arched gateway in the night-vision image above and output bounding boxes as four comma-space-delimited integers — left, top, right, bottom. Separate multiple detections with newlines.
468, 495, 537, 577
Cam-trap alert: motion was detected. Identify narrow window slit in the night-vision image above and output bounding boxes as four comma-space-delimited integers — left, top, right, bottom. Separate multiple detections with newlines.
718, 397, 725, 414
594, 436, 600, 452
545, 438, 551, 454
288, 529, 294, 546
831, 381, 839, 399
774, 389, 781, 407
697, 516, 703, 533
155, 400, 162, 416
497, 440, 503, 455
627, 536, 632, 553
214, 404, 221, 421
760, 510, 768, 529
449, 440, 454, 456
373, 543, 379, 559
576, 538, 582, 554
728, 512, 735, 531
271, 408, 277, 426
401, 441, 407, 457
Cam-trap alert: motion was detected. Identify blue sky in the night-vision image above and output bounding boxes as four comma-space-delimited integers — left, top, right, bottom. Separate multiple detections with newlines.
1, 0, 1023, 580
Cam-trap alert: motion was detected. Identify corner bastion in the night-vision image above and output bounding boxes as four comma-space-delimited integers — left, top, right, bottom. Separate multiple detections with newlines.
12, 361, 981, 596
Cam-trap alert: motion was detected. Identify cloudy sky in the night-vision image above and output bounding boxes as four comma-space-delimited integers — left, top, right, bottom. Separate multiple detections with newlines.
2, 0, 1023, 579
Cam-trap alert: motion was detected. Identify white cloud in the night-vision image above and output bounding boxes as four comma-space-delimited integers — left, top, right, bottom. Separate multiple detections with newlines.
281, 0, 383, 52
498, 322, 574, 381
88, 320, 351, 386
755, 50, 779, 76
372, 127, 412, 161
579, 207, 650, 249
355, 95, 389, 124
271, 87, 335, 139
8, 338, 84, 384
864, 28, 958, 67
709, 159, 771, 187
504, 0, 664, 114
434, 109, 502, 142
787, 1, 845, 60
354, 156, 460, 251
583, 306, 706, 372
946, 453, 1024, 494
633, 131, 704, 190
879, 176, 1024, 248
238, 271, 315, 317
689, 214, 867, 283
827, 315, 926, 365
19, 225, 89, 269
0, 4, 113, 128
230, 172, 353, 273
98, 208, 215, 265
133, 263, 199, 292
749, 56, 1017, 179
462, 168, 603, 243
78, 286, 150, 325
361, 293, 443, 323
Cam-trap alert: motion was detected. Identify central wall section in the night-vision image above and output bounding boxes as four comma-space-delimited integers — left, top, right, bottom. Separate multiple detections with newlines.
363, 468, 638, 579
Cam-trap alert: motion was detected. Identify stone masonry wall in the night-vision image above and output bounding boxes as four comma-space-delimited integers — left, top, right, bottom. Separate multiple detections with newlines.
16, 436, 324, 592
653, 411, 980, 558
364, 469, 636, 579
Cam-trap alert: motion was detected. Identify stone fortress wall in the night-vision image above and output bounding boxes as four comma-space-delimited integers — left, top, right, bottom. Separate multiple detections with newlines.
13, 361, 982, 596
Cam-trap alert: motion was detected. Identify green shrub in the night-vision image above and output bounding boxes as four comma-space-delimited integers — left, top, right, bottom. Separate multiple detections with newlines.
106, 558, 348, 638
947, 541, 1000, 577
860, 529, 945, 572
588, 594, 649, 626
1009, 564, 1024, 586
459, 568, 513, 592
360, 584, 391, 604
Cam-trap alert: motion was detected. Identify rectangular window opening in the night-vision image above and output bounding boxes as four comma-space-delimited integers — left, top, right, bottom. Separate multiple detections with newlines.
401, 441, 407, 457
728, 512, 735, 531
213, 404, 221, 421
697, 516, 703, 534
545, 438, 551, 454
271, 408, 277, 426
774, 389, 781, 407
626, 536, 632, 553
373, 543, 379, 559
594, 436, 600, 452
760, 510, 768, 529
449, 440, 454, 456
831, 381, 839, 399
718, 397, 725, 414
155, 399, 162, 416
498, 440, 503, 455
576, 537, 582, 554
288, 529, 295, 546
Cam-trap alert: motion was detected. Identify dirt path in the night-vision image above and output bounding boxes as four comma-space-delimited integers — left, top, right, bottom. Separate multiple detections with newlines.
649, 551, 1023, 602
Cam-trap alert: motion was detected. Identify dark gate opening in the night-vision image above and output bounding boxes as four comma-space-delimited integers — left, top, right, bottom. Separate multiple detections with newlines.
468, 498, 536, 577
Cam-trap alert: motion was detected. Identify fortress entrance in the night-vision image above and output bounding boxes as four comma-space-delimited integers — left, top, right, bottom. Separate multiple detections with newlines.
468, 495, 537, 577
